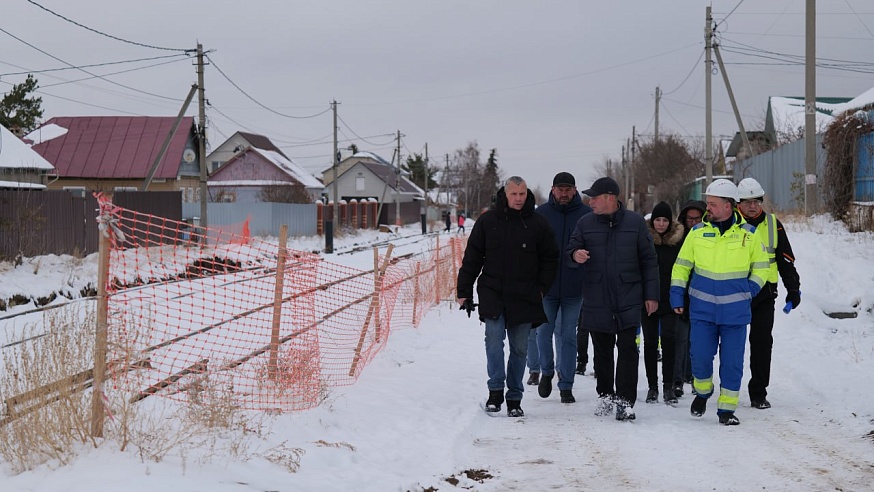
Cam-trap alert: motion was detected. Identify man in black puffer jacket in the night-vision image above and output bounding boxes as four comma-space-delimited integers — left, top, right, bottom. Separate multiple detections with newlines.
457, 176, 559, 418
567, 177, 659, 421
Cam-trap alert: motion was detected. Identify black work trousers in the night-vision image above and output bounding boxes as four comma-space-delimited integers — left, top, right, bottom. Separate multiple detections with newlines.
641, 311, 678, 390
591, 328, 639, 406
748, 295, 776, 402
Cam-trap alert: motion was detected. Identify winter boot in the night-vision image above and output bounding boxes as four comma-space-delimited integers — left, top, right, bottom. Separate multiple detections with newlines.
690, 396, 707, 417
485, 390, 504, 413
538, 373, 554, 398
718, 412, 740, 425
560, 389, 576, 404
615, 399, 636, 421
506, 400, 524, 417
575, 361, 587, 375
594, 394, 614, 416
672, 382, 684, 398
750, 398, 771, 409
663, 385, 678, 405
645, 386, 659, 404
526, 372, 540, 386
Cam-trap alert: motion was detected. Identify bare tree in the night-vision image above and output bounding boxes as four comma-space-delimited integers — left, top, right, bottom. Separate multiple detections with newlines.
257, 183, 312, 203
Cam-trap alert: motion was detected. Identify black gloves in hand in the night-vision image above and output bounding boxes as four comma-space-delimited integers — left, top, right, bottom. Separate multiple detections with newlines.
459, 298, 478, 318
785, 290, 801, 309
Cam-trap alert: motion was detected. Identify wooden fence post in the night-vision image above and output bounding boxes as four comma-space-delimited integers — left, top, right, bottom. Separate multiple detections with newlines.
268, 225, 289, 380
91, 224, 110, 437
349, 244, 394, 376
434, 235, 441, 304
412, 262, 420, 325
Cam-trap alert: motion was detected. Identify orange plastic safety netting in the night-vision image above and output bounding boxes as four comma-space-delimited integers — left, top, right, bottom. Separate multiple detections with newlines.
96, 194, 463, 412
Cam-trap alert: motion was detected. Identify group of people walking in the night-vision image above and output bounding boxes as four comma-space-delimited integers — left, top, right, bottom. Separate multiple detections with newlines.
456, 172, 800, 426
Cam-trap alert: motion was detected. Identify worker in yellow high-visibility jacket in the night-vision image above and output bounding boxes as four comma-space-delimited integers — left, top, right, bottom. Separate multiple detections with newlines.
670, 179, 770, 426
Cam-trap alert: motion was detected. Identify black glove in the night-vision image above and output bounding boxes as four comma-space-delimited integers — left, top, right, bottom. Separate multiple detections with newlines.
785, 290, 801, 309
459, 298, 478, 318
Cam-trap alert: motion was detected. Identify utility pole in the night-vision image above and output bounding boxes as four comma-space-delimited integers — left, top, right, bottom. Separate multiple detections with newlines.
332, 100, 339, 224
196, 43, 208, 232
630, 126, 636, 212
805, 0, 817, 215
622, 142, 629, 204
422, 143, 429, 233
395, 130, 402, 226
713, 43, 753, 159
654, 86, 661, 142
705, 6, 713, 187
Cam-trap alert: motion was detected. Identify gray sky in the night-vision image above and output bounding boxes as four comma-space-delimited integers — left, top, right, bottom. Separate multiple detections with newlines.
3, 0, 874, 194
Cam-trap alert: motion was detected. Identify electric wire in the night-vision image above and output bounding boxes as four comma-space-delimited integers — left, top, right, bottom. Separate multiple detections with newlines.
0, 26, 184, 102
663, 49, 705, 96
337, 114, 397, 146
0, 53, 189, 78
24, 0, 188, 52
205, 55, 330, 119
843, 0, 874, 38
715, 0, 745, 29
39, 56, 192, 88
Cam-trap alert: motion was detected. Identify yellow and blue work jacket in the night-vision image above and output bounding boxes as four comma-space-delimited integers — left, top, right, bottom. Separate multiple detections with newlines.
670, 210, 771, 325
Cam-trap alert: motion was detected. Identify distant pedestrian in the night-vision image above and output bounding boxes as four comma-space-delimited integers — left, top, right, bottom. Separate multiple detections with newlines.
444, 211, 452, 233
457, 176, 559, 417
736, 178, 801, 410
671, 179, 770, 426
457, 213, 466, 234
567, 176, 659, 421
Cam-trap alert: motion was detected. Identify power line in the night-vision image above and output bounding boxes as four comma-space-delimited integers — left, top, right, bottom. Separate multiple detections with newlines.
663, 49, 705, 96
205, 55, 331, 119
40, 56, 192, 88
1, 80, 143, 115
336, 114, 396, 146
0, 26, 184, 101
715, 0, 745, 29
844, 0, 874, 38
0, 53, 189, 78
24, 0, 188, 52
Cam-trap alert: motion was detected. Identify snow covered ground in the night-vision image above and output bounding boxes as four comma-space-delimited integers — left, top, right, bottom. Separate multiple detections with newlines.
1, 215, 873, 491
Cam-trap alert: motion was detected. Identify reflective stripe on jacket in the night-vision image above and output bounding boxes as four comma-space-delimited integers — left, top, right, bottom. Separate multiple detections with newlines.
754, 213, 779, 283
670, 210, 771, 325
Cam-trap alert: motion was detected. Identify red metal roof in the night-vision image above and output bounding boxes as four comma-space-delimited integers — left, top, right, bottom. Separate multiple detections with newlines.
31, 116, 195, 179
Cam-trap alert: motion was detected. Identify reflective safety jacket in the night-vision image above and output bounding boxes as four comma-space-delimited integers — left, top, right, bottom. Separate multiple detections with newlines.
744, 211, 801, 292
670, 210, 771, 325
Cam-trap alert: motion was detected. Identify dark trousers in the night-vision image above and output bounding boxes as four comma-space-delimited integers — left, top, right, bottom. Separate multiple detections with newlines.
673, 316, 692, 385
591, 328, 639, 406
641, 311, 678, 389
577, 328, 590, 366
748, 296, 776, 401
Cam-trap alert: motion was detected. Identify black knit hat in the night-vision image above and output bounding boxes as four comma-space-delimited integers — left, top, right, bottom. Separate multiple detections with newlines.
552, 172, 575, 187
651, 201, 673, 222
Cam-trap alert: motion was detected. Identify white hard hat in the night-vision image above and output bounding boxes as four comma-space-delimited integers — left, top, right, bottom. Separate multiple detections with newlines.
737, 177, 765, 200
704, 179, 739, 202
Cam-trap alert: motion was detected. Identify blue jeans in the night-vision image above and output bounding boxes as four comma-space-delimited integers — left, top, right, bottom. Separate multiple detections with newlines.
538, 295, 582, 391
526, 328, 540, 373
485, 315, 531, 401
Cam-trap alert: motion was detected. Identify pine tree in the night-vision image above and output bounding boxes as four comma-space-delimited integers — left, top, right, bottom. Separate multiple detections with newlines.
0, 75, 44, 136
402, 152, 437, 190
482, 148, 501, 208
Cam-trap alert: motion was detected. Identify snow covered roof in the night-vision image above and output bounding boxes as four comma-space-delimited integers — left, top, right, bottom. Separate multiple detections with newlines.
351, 151, 392, 166
0, 180, 46, 189
831, 86, 874, 116
23, 123, 67, 145
1, 124, 55, 170
258, 149, 323, 189
768, 96, 841, 133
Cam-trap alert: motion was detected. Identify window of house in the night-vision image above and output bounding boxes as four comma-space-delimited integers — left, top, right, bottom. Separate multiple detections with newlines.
63, 186, 86, 198
355, 175, 365, 191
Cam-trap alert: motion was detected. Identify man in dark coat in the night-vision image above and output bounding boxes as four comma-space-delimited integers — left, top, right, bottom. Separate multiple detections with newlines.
457, 176, 559, 417
566, 177, 659, 421
530, 172, 592, 404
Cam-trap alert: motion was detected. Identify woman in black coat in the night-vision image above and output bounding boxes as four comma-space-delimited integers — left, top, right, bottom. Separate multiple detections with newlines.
641, 201, 684, 405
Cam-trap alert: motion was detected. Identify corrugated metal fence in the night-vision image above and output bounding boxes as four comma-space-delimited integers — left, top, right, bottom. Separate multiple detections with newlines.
182, 202, 317, 237
0, 191, 181, 259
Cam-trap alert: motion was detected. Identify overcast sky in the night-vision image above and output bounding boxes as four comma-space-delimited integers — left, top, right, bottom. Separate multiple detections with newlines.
3, 0, 874, 194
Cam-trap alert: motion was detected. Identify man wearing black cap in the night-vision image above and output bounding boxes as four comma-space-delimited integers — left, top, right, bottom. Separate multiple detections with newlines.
528, 172, 592, 404
566, 176, 659, 421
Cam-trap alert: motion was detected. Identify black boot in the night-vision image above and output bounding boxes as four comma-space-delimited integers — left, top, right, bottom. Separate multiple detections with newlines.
718, 412, 740, 425
645, 386, 659, 404
663, 385, 678, 405
560, 389, 575, 403
526, 372, 539, 386
506, 399, 524, 417
691, 396, 707, 417
538, 373, 554, 398
485, 390, 504, 412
